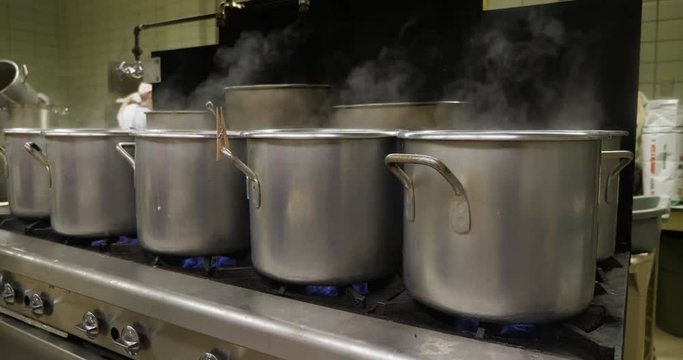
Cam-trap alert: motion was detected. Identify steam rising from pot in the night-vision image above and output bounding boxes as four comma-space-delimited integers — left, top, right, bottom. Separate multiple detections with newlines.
443, 9, 604, 130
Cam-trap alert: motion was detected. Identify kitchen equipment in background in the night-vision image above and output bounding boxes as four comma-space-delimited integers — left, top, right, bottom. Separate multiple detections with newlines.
223, 84, 330, 130
145, 111, 214, 130
25, 129, 135, 237
116, 130, 249, 256
0, 129, 50, 218
631, 195, 670, 253
222, 129, 401, 284
641, 127, 683, 202
595, 131, 633, 261
0, 60, 38, 106
7, 104, 68, 128
330, 101, 467, 130
385, 130, 605, 323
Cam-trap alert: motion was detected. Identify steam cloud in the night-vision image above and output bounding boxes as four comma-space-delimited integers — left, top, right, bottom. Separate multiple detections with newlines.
443, 9, 604, 130
336, 47, 425, 105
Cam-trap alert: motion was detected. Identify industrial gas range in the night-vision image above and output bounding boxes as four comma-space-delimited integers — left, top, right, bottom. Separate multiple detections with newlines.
0, 212, 627, 360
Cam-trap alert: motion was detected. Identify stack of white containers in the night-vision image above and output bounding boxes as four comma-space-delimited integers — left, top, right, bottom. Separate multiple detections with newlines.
643, 99, 683, 202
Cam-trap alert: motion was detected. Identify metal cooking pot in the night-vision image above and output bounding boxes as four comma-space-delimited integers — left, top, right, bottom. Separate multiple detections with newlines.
0, 60, 38, 105
593, 131, 632, 261
116, 130, 249, 256
330, 101, 467, 130
0, 129, 50, 218
385, 130, 633, 322
145, 111, 213, 130
25, 129, 135, 237
223, 84, 330, 130
222, 129, 401, 284
7, 104, 68, 128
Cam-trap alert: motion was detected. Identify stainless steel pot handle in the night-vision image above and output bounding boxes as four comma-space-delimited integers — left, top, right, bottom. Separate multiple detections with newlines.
0, 146, 7, 179
24, 142, 52, 188
220, 147, 261, 209
116, 142, 136, 170
385, 153, 471, 234
602, 150, 633, 204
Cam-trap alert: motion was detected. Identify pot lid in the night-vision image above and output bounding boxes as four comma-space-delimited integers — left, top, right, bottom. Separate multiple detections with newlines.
4, 128, 43, 135
224, 84, 330, 91
244, 129, 397, 139
133, 129, 243, 139
43, 128, 132, 137
398, 130, 603, 141
333, 101, 466, 110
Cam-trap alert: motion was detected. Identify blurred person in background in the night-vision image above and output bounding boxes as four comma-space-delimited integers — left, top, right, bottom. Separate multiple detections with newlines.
117, 82, 152, 129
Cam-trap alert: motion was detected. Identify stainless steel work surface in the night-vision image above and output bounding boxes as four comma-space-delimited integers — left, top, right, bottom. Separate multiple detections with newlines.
0, 229, 568, 360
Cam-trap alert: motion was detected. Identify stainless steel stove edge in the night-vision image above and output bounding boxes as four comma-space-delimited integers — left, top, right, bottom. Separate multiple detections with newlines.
0, 230, 569, 360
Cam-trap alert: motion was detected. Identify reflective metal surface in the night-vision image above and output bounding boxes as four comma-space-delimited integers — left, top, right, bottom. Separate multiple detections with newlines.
0, 314, 120, 360
387, 133, 602, 322
595, 131, 631, 260
331, 101, 467, 130
225, 130, 401, 284
1, 129, 50, 218
223, 84, 330, 130
27, 129, 135, 237
0, 229, 568, 360
118, 131, 250, 256
145, 111, 213, 130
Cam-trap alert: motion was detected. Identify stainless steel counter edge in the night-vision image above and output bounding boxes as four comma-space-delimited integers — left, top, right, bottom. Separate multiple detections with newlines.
0, 230, 566, 360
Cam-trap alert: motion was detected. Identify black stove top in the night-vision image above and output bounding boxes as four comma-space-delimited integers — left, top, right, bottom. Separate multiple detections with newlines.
1, 215, 626, 360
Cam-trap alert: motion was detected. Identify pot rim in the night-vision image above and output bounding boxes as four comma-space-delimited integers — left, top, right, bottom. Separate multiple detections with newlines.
224, 84, 331, 91
398, 130, 603, 141
145, 110, 210, 115
333, 101, 467, 109
132, 129, 243, 139
4, 128, 43, 135
43, 128, 132, 137
244, 128, 397, 139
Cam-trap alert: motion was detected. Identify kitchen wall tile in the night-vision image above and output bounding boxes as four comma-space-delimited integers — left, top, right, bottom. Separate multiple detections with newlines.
659, 0, 683, 20
641, 42, 656, 62
639, 83, 656, 98
642, 22, 657, 42
656, 61, 683, 81
643, 2, 657, 22
657, 40, 683, 61
640, 62, 656, 83
658, 19, 683, 41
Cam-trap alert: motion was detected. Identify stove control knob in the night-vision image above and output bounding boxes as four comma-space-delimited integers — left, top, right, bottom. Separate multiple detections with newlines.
199, 353, 220, 360
1, 283, 15, 304
29, 293, 45, 315
113, 325, 141, 355
75, 311, 100, 337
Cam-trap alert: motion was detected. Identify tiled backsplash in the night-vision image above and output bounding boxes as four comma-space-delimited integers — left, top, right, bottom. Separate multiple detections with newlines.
640, 0, 683, 101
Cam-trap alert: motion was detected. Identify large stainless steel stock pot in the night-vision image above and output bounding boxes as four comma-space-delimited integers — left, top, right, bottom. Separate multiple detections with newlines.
116, 130, 249, 256
222, 129, 401, 284
26, 129, 135, 237
145, 111, 214, 130
0, 129, 50, 218
385, 130, 631, 323
223, 84, 330, 130
330, 101, 467, 130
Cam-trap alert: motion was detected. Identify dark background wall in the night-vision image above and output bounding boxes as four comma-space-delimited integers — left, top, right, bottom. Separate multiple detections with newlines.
153, 0, 642, 250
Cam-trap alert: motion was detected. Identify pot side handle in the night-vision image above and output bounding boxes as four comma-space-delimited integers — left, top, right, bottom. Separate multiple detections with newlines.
220, 147, 261, 209
0, 146, 7, 179
24, 142, 52, 188
384, 153, 471, 234
116, 142, 136, 170
601, 150, 633, 204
